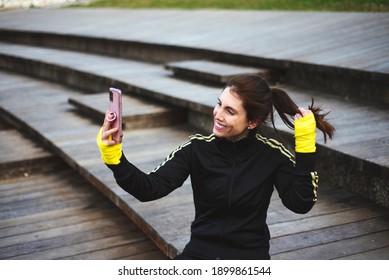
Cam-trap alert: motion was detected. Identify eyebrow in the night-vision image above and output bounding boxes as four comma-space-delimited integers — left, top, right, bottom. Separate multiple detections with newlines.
218, 98, 238, 114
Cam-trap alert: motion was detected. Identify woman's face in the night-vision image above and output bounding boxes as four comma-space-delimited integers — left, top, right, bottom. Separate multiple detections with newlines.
213, 87, 256, 142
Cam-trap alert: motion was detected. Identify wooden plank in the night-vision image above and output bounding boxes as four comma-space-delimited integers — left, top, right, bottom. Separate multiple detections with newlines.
270, 215, 389, 256
61, 240, 167, 260
1, 208, 129, 248
272, 230, 389, 260
0, 216, 135, 259
0, 128, 63, 179
0, 202, 111, 230
0, 207, 121, 239
120, 250, 170, 260
0, 181, 101, 219
267, 185, 375, 225
0, 130, 51, 164
335, 247, 389, 260
0, 177, 92, 205
0, 172, 64, 192
8, 232, 147, 260
269, 206, 388, 238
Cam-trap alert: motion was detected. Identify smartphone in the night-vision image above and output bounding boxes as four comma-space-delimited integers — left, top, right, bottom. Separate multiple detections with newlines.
106, 87, 122, 142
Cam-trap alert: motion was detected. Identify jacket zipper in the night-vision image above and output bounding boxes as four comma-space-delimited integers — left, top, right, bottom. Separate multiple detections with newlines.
228, 142, 237, 212
217, 143, 237, 259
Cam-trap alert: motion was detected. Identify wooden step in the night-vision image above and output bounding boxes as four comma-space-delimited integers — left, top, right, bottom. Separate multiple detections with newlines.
68, 93, 187, 130
0, 128, 66, 180
165, 60, 281, 85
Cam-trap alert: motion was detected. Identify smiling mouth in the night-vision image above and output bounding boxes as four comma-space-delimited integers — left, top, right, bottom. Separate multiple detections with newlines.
214, 121, 226, 130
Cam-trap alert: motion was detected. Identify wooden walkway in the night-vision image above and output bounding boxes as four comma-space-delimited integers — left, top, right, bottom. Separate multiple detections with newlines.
0, 9, 388, 260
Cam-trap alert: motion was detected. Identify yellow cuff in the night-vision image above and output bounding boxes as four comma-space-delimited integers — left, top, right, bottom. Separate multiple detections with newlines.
96, 127, 122, 165
294, 113, 316, 153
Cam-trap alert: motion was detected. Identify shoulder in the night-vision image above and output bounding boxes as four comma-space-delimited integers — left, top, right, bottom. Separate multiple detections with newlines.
171, 133, 215, 154
189, 133, 216, 143
254, 134, 295, 164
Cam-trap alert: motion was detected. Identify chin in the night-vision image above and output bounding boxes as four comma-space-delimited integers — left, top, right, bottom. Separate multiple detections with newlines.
212, 129, 224, 138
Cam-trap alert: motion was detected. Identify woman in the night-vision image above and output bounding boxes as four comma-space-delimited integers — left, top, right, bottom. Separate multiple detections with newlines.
96, 74, 335, 260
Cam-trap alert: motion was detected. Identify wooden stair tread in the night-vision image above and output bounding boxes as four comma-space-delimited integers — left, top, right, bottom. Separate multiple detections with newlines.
165, 60, 280, 84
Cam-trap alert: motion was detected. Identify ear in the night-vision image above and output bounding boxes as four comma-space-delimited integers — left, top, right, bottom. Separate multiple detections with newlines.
248, 119, 260, 130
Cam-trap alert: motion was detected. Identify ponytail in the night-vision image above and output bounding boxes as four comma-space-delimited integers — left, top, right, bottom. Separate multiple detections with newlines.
270, 87, 335, 143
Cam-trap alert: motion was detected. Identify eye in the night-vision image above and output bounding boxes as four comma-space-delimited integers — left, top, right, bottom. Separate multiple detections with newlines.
227, 109, 235, 115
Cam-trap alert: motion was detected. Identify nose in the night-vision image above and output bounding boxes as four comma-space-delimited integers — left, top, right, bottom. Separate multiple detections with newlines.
214, 107, 223, 121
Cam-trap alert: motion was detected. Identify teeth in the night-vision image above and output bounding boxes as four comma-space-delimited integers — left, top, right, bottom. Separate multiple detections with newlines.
215, 122, 224, 129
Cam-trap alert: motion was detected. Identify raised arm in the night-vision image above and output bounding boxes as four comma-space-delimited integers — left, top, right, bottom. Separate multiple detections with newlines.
96, 116, 192, 201
274, 108, 318, 214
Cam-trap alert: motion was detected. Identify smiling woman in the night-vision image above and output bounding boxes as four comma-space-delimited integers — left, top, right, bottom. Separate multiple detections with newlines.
79, 0, 389, 12
97, 74, 335, 260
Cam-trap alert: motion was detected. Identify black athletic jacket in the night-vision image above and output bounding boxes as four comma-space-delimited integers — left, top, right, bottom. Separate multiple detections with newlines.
106, 133, 318, 259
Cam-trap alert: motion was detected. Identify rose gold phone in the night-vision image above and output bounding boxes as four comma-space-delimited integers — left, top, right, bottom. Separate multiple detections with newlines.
106, 87, 122, 142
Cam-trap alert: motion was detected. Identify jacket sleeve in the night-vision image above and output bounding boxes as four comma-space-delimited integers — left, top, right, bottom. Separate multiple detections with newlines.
106, 140, 192, 202
273, 152, 318, 214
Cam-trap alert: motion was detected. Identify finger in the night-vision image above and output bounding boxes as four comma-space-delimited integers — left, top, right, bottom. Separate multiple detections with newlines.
103, 139, 118, 145
294, 113, 302, 120
298, 107, 307, 116
103, 133, 122, 145
103, 110, 114, 127
102, 127, 118, 140
103, 118, 111, 131
298, 107, 313, 117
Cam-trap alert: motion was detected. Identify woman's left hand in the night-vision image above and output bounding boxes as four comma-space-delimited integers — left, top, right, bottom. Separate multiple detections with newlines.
294, 107, 316, 153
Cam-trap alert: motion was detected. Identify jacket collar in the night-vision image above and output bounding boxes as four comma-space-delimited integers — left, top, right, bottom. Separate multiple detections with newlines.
214, 134, 256, 151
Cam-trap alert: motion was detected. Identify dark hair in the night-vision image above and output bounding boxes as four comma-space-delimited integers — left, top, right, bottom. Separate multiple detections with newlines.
225, 74, 335, 142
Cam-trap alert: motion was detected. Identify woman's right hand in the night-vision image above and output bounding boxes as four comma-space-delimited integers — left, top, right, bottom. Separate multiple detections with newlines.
96, 112, 123, 165
100, 112, 123, 145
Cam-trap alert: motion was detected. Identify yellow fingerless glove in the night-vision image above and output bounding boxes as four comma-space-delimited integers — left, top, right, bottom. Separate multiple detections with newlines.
294, 113, 316, 153
96, 127, 122, 165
